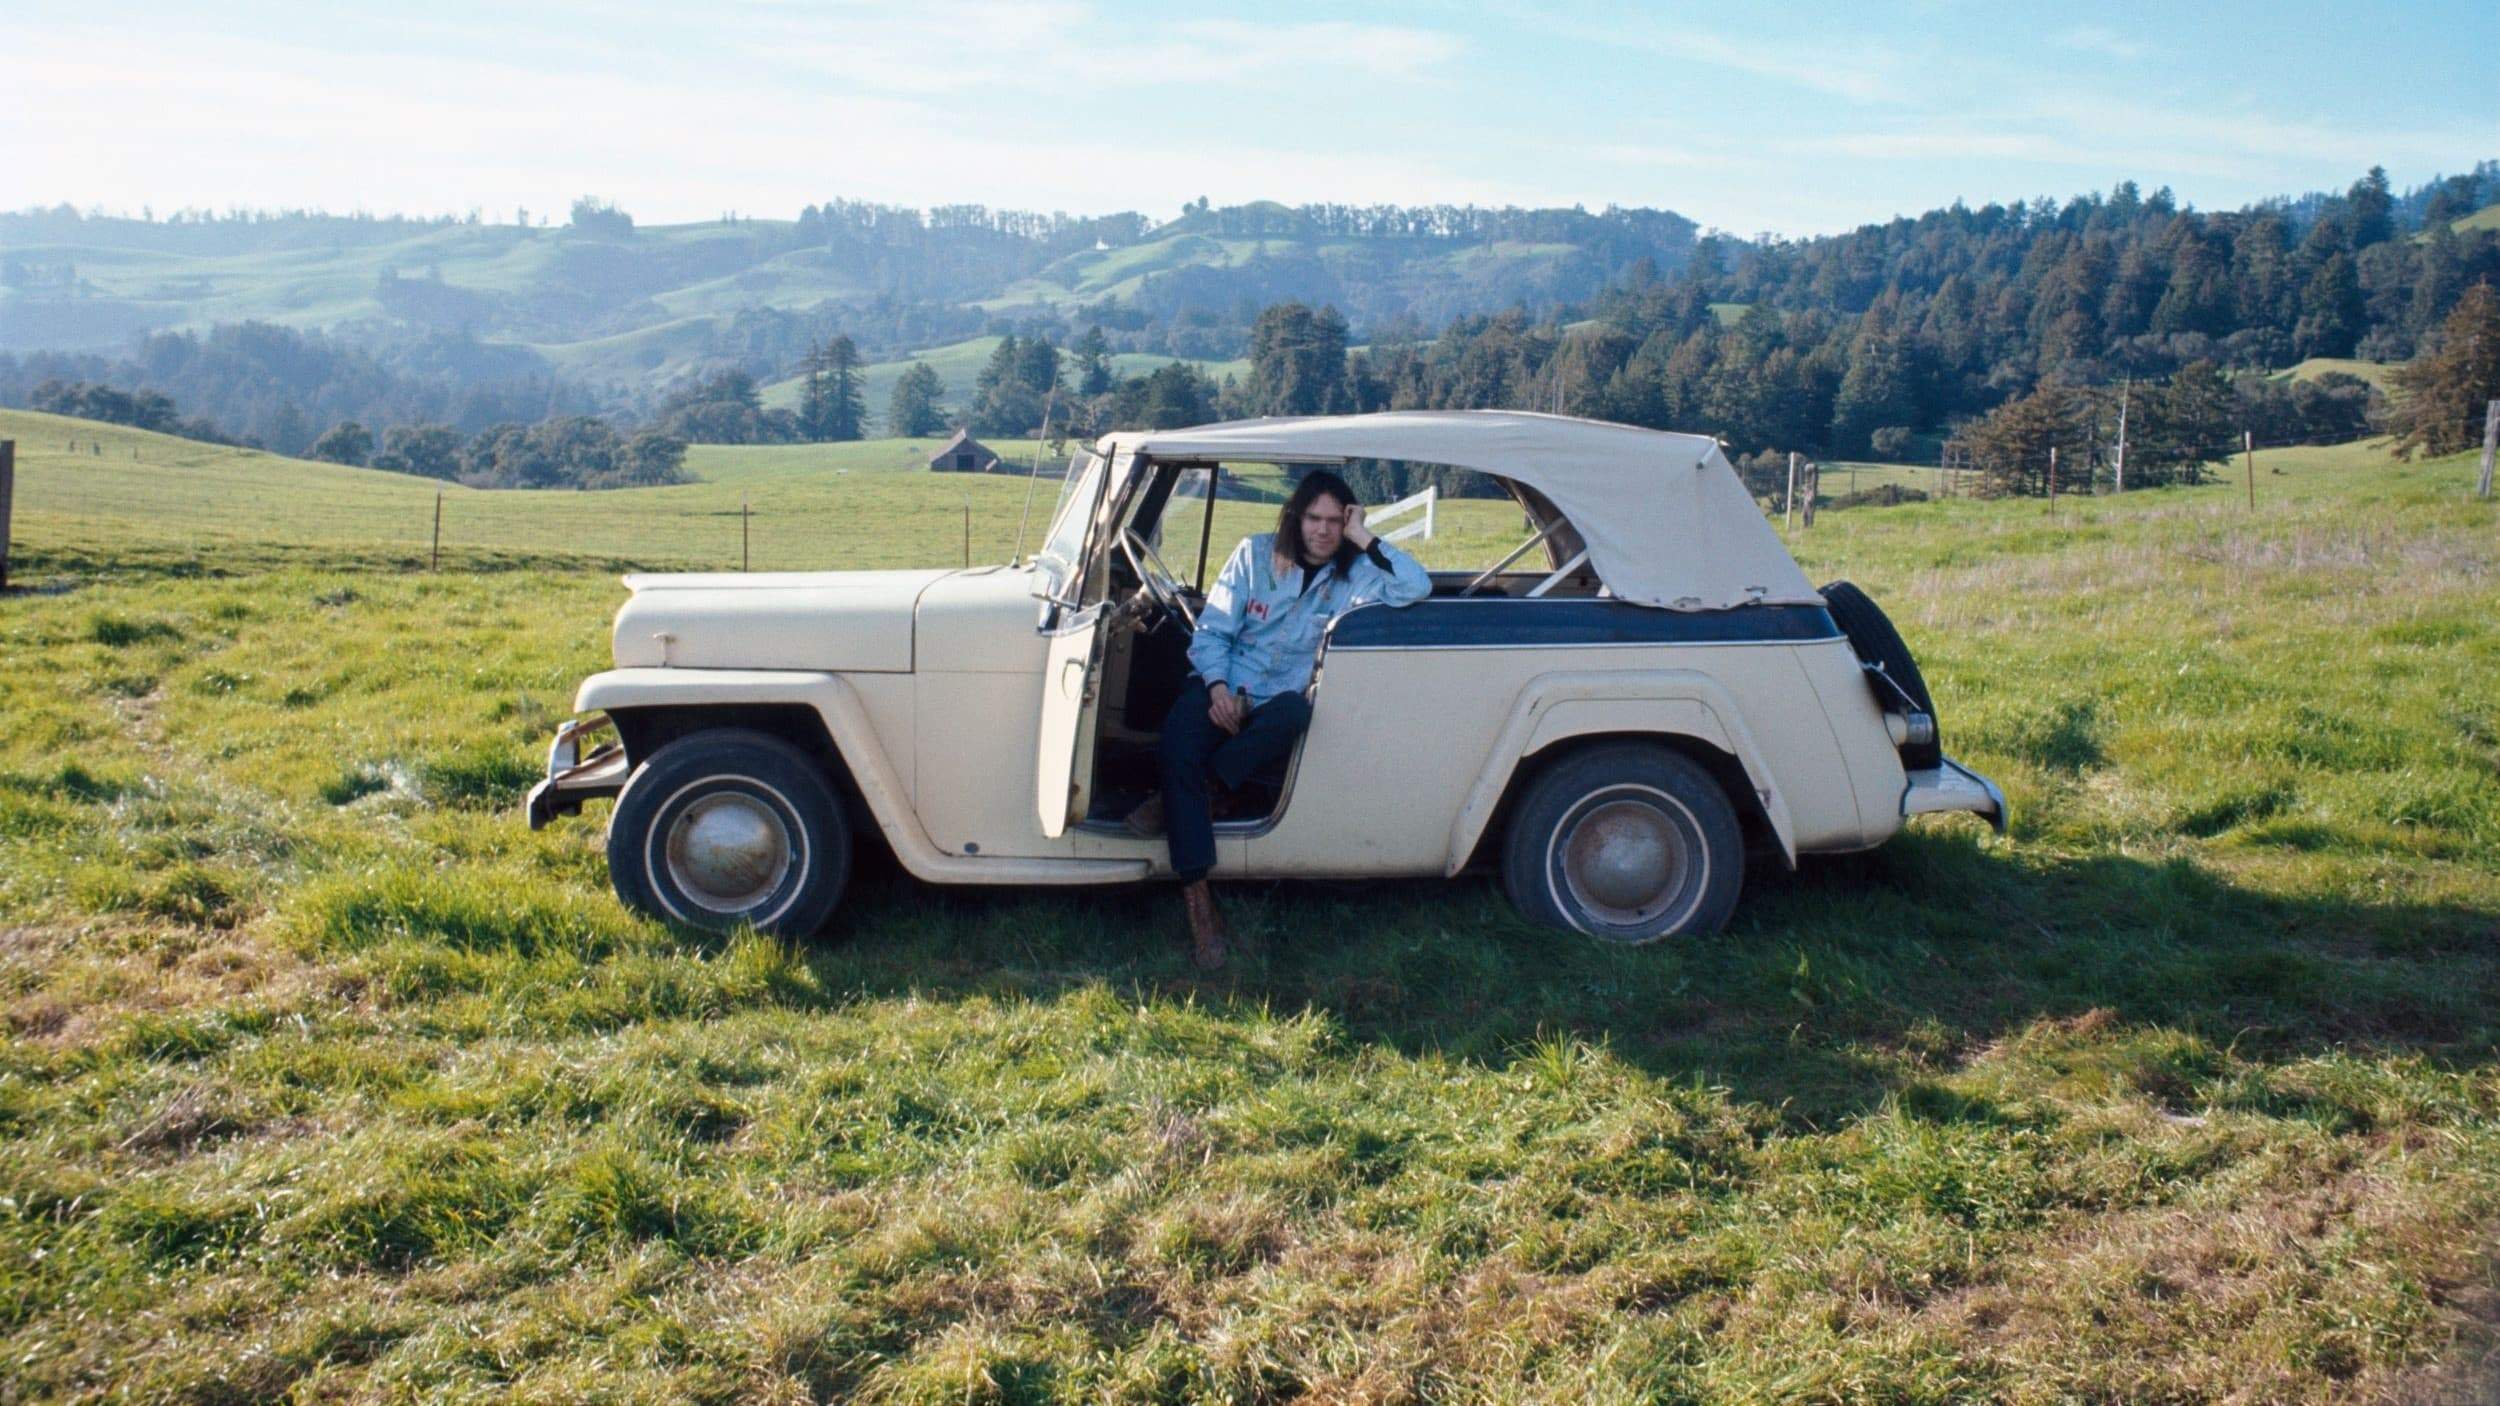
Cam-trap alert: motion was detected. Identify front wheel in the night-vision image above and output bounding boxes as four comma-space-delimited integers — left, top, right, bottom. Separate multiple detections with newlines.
1501, 743, 1744, 943
606, 729, 851, 937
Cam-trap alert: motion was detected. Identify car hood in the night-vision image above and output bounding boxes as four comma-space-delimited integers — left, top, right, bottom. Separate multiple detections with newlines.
611, 568, 953, 672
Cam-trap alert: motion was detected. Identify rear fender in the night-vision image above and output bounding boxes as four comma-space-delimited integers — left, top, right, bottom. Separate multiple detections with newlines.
1445, 669, 1797, 876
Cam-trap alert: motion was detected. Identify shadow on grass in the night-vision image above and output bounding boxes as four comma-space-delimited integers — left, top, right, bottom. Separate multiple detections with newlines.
793, 828, 2500, 1127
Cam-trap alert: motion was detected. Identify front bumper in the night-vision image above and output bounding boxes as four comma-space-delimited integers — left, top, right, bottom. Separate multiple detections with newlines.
523, 714, 631, 830
1901, 755, 2008, 835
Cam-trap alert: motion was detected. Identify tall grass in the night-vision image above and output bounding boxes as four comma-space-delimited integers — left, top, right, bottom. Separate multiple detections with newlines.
0, 427, 2494, 1401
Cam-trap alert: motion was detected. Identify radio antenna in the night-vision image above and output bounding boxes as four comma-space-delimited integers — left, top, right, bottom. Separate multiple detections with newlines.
1010, 382, 1060, 562
1010, 385, 1060, 565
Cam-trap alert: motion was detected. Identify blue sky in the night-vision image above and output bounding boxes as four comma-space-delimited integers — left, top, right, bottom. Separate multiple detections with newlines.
8, 0, 2493, 235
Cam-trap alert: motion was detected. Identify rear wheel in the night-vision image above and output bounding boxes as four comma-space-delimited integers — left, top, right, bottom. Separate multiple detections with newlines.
606, 729, 851, 937
1501, 743, 1744, 943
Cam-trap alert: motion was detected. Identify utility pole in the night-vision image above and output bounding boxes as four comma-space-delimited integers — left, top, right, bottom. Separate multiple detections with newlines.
2477, 398, 2498, 501
0, 440, 14, 592
2047, 446, 2057, 514
2113, 378, 2130, 494
430, 491, 442, 571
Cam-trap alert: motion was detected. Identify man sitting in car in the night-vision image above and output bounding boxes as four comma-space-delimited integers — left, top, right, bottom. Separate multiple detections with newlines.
1128, 469, 1431, 969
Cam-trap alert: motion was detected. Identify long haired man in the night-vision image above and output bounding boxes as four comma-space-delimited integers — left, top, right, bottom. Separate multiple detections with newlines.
1127, 470, 1430, 968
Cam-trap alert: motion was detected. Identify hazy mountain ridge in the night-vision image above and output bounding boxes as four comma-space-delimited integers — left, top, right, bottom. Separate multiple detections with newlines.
0, 200, 1700, 388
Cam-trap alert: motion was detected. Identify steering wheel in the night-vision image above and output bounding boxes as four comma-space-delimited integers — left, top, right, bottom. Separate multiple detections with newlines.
1119, 529, 1198, 629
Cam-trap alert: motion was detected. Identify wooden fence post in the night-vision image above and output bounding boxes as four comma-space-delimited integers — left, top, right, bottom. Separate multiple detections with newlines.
430, 491, 443, 571
2244, 431, 2255, 511
962, 502, 971, 567
2477, 399, 2497, 501
2047, 446, 2057, 514
1783, 452, 1798, 532
742, 498, 751, 572
0, 440, 14, 592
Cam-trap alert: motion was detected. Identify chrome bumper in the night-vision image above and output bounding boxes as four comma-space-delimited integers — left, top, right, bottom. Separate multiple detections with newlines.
523, 714, 631, 830
1901, 755, 2007, 835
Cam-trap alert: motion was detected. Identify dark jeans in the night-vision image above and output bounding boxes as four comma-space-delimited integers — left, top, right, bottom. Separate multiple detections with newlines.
1157, 678, 1311, 881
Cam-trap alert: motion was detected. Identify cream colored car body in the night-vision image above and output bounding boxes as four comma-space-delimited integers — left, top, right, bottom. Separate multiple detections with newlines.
531, 412, 2002, 917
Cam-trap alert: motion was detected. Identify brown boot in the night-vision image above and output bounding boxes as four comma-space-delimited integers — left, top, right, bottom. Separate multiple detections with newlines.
1181, 880, 1228, 971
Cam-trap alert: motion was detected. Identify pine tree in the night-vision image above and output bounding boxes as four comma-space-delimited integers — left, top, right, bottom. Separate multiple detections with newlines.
887, 362, 947, 437
2347, 166, 2395, 248
2133, 360, 2236, 485
972, 334, 1044, 435
796, 341, 832, 441
2294, 253, 2368, 359
2389, 283, 2500, 458
823, 335, 865, 440
1075, 325, 1113, 396
1247, 302, 1351, 415
1962, 383, 2087, 497
1832, 310, 1917, 454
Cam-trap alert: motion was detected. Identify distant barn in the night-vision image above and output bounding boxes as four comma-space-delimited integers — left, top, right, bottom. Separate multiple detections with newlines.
927, 429, 1000, 474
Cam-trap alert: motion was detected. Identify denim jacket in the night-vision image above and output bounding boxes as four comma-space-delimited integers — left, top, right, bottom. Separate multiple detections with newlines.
1187, 531, 1431, 700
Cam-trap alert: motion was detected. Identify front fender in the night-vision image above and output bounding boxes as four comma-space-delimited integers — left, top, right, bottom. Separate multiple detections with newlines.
570, 668, 1145, 886
1444, 669, 1798, 875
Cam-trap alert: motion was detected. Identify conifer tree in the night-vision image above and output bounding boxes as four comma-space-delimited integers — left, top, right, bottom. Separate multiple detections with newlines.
887, 362, 948, 437
2389, 283, 2500, 458
796, 340, 832, 441
2295, 253, 2367, 358
1075, 325, 1113, 396
822, 335, 865, 441
1962, 382, 2088, 497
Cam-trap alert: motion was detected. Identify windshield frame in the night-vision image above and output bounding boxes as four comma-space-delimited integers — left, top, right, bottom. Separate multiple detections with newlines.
1030, 448, 1114, 611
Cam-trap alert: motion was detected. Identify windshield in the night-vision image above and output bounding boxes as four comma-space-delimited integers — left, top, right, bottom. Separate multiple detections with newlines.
1032, 450, 1106, 603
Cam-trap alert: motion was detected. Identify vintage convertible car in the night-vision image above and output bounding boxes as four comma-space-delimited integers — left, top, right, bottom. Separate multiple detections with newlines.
526, 411, 2003, 943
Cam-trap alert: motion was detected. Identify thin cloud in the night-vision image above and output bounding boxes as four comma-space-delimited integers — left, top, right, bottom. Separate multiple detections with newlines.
1500, 8, 1909, 105
2054, 26, 2147, 61
1588, 143, 1732, 170
737, 4, 1463, 93
1654, 29, 1904, 104
0, 21, 1498, 220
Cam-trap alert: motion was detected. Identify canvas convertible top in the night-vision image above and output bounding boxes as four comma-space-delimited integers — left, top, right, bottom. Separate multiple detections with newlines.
1095, 410, 1820, 612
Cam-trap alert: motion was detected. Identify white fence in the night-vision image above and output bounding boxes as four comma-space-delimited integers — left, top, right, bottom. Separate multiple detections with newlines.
1369, 484, 1437, 543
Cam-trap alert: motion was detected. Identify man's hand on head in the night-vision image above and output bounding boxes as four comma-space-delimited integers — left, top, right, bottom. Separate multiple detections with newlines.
1344, 503, 1374, 550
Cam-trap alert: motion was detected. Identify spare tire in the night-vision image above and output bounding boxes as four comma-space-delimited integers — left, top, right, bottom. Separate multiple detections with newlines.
1820, 580, 1943, 771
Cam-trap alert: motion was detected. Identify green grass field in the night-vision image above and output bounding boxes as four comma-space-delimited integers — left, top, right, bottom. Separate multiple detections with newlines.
2277, 357, 2401, 391
2447, 202, 2500, 235
3, 416, 2498, 1401
0, 411, 1528, 582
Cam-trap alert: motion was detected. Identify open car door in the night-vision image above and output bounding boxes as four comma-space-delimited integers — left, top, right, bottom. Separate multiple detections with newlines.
1035, 601, 1109, 837
1033, 451, 1121, 838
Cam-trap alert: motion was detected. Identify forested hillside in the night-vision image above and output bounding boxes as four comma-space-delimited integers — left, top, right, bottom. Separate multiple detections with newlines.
5, 167, 2492, 469
1327, 166, 2500, 468
0, 196, 1697, 380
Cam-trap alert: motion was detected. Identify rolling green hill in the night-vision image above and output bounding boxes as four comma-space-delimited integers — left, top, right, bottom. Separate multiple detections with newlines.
2277, 357, 2401, 390
757, 337, 1250, 429
2447, 201, 2500, 233
0, 204, 1697, 397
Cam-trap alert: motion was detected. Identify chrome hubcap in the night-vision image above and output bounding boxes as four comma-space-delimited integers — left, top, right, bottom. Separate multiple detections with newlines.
664, 792, 792, 913
1561, 797, 1690, 928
